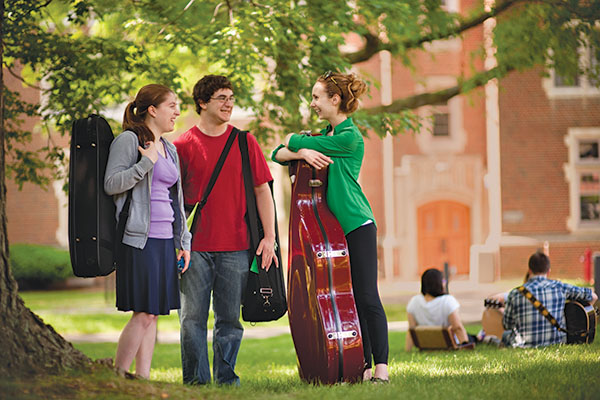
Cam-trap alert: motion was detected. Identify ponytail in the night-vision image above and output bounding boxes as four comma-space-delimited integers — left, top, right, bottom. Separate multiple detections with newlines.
122, 84, 173, 145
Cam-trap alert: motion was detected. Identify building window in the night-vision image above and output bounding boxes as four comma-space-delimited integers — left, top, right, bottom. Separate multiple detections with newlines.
565, 128, 600, 231
589, 47, 599, 87
579, 140, 599, 160
432, 112, 450, 136
544, 46, 600, 99
580, 173, 600, 222
578, 138, 600, 224
415, 77, 466, 155
554, 72, 580, 88
440, 0, 459, 12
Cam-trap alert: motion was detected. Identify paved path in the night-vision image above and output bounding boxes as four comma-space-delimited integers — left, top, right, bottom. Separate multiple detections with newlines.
65, 279, 517, 344
64, 322, 410, 344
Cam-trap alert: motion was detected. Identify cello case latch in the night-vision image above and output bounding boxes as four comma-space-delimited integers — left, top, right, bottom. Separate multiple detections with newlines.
326, 330, 358, 340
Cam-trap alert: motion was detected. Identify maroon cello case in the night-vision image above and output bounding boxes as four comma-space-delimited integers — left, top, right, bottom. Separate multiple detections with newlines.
287, 160, 364, 384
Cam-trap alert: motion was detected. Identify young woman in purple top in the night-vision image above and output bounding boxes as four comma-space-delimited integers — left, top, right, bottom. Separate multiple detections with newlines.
104, 84, 191, 379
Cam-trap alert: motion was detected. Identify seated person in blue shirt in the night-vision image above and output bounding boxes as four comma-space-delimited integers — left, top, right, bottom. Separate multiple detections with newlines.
405, 268, 474, 351
502, 251, 597, 348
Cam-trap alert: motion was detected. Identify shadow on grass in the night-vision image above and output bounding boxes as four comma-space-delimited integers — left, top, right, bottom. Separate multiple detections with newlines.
5, 330, 598, 399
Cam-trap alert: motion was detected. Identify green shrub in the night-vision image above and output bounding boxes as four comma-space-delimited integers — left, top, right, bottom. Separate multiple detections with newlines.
9, 243, 74, 290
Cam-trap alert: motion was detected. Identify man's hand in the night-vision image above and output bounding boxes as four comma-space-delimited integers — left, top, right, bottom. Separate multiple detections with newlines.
256, 236, 278, 271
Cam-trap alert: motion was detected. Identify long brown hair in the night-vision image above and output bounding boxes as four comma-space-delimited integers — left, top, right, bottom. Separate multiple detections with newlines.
318, 72, 367, 114
122, 84, 174, 145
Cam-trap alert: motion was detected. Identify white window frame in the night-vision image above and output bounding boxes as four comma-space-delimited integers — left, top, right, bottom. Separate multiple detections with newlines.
441, 0, 460, 13
564, 127, 600, 232
432, 109, 450, 137
415, 77, 466, 155
423, 0, 461, 53
543, 45, 600, 99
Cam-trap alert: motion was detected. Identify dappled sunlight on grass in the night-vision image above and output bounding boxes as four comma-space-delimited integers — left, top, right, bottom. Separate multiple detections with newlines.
20, 288, 115, 311
33, 311, 182, 334
21, 289, 304, 335
15, 288, 600, 399
69, 333, 600, 399
151, 368, 182, 383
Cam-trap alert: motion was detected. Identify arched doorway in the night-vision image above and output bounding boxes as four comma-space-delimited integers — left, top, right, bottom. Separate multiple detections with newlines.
417, 200, 470, 276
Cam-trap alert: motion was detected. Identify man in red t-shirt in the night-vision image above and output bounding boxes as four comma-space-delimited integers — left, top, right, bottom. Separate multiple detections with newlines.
174, 75, 276, 386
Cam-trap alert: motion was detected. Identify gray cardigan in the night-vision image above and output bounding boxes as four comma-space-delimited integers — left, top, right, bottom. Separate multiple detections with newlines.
104, 130, 191, 251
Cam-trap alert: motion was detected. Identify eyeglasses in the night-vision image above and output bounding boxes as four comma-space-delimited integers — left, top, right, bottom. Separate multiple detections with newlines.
210, 95, 236, 104
322, 70, 341, 92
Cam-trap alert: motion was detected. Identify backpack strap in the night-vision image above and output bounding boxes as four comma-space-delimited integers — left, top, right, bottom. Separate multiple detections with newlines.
187, 128, 238, 234
113, 191, 133, 262
113, 151, 141, 266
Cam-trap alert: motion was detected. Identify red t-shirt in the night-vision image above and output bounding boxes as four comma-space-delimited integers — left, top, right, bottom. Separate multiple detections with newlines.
174, 125, 273, 251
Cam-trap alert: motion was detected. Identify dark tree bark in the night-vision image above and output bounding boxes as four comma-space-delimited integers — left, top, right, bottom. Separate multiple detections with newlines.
366, 66, 515, 114
0, 0, 91, 376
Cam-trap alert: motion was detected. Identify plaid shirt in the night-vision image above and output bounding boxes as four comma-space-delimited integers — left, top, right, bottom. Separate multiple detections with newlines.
503, 276, 593, 348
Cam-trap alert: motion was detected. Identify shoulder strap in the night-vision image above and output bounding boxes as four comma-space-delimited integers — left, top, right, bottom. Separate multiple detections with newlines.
517, 285, 568, 333
238, 130, 260, 253
188, 128, 238, 234
113, 152, 141, 265
114, 191, 133, 257
238, 130, 272, 289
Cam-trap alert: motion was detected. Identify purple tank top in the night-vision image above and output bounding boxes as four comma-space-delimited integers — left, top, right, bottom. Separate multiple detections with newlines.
148, 145, 178, 239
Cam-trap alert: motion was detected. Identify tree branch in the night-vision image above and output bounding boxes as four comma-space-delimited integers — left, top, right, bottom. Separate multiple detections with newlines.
345, 31, 386, 65
406, 0, 520, 49
158, 0, 197, 35
3, 64, 42, 90
345, 0, 522, 64
365, 65, 514, 113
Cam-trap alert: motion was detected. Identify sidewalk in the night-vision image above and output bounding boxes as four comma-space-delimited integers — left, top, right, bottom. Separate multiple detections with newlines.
65, 279, 517, 344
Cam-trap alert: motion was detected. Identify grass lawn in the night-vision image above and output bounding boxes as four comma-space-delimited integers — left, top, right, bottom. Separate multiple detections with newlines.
3, 331, 598, 399
8, 288, 598, 399
19, 288, 407, 335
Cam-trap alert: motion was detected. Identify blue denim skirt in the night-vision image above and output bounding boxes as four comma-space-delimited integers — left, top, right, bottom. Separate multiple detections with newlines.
116, 238, 180, 315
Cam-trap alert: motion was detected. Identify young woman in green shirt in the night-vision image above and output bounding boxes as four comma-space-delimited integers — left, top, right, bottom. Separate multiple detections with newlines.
271, 71, 389, 383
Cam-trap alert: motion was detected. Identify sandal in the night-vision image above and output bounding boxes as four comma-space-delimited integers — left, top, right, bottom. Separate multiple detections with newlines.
370, 377, 390, 384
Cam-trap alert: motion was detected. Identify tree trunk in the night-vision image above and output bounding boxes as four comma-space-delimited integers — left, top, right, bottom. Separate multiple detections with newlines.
0, 0, 90, 376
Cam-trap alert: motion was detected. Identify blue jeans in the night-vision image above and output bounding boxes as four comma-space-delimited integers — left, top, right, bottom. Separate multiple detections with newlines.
179, 250, 249, 385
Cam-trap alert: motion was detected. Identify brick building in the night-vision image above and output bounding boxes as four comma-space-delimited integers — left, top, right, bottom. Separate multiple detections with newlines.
5, 66, 70, 249
334, 0, 600, 282
498, 67, 600, 279
5, 0, 599, 283
350, 0, 492, 281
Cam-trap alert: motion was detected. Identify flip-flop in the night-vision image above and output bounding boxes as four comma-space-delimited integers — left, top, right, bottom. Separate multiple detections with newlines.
370, 377, 390, 384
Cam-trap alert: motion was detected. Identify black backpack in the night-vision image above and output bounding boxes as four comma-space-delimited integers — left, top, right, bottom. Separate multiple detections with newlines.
68, 114, 131, 277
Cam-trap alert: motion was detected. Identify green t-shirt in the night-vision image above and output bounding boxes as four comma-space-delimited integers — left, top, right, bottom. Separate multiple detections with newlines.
271, 118, 375, 235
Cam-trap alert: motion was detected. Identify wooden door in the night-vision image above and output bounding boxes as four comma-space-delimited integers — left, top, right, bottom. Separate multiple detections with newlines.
417, 201, 470, 276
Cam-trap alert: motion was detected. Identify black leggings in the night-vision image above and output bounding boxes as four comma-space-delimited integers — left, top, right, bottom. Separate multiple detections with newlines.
346, 223, 389, 369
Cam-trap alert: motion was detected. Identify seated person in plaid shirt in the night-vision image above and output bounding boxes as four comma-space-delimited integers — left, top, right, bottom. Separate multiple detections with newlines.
502, 251, 597, 348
